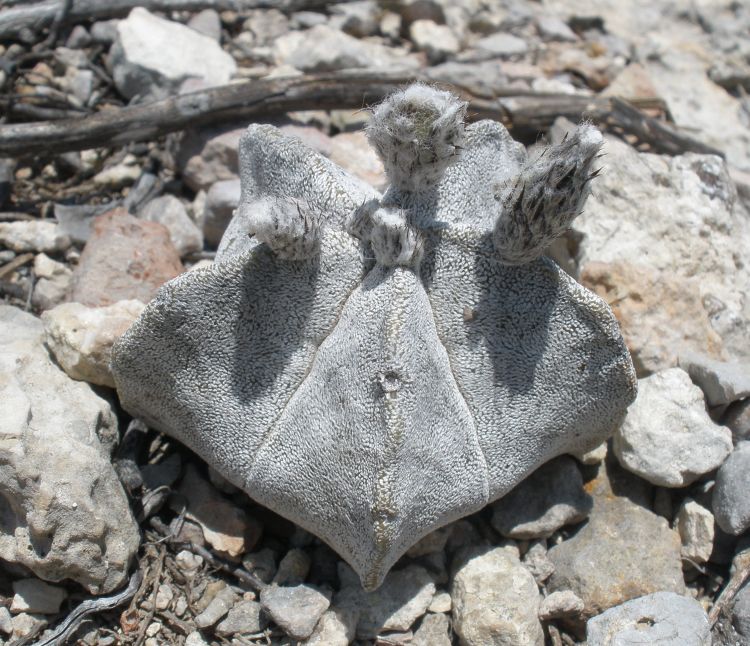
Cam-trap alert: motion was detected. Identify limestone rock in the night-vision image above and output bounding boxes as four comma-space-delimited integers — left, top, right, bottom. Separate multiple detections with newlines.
586, 592, 711, 646
679, 352, 750, 406
412, 612, 451, 646
139, 195, 203, 258
410, 20, 460, 63
215, 599, 267, 636
31, 253, 72, 311
490, 456, 592, 539
301, 607, 357, 646
675, 499, 715, 564
71, 208, 183, 307
330, 1, 380, 37
178, 127, 243, 192
111, 7, 236, 100
260, 584, 331, 641
194, 585, 237, 629
538, 590, 584, 621
0, 221, 70, 254
474, 32, 528, 58
42, 300, 145, 388
452, 546, 544, 646
733, 580, 750, 639
613, 368, 733, 487
10, 579, 67, 615
0, 305, 139, 593
712, 441, 750, 535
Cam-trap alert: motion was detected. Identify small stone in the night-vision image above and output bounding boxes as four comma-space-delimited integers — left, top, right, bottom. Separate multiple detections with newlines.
406, 525, 453, 557
0, 249, 15, 263
216, 599, 267, 636
724, 398, 750, 443
491, 456, 592, 539
188, 9, 222, 41
380, 11, 402, 40
10, 613, 46, 640
614, 368, 733, 487
538, 590, 584, 621
178, 127, 243, 192
260, 584, 331, 641
242, 548, 277, 583
111, 7, 236, 100
11, 579, 67, 615
335, 564, 436, 640
43, 300, 145, 388
328, 131, 387, 189
586, 592, 711, 646
452, 545, 544, 646
412, 612, 451, 646
66, 24, 91, 48
474, 32, 528, 58
679, 353, 750, 407
712, 441, 750, 535
0, 221, 71, 254
676, 499, 715, 565
194, 584, 237, 628
301, 606, 357, 645
0, 607, 11, 635
548, 472, 686, 620
571, 441, 607, 465
536, 15, 577, 42
145, 621, 161, 637
175, 549, 203, 573
174, 595, 189, 617
203, 178, 241, 247
180, 464, 261, 557
92, 155, 141, 188
733, 581, 750, 638
71, 208, 184, 307
184, 631, 209, 646
428, 591, 451, 613
54, 202, 115, 245
90, 19, 119, 44
155, 584, 173, 611
329, 1, 380, 37
139, 195, 203, 258
522, 539, 555, 585
273, 548, 311, 586
409, 20, 460, 64
31, 253, 72, 311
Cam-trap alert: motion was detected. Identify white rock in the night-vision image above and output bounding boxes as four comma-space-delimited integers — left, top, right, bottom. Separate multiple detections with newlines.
139, 195, 203, 257
31, 253, 73, 311
175, 550, 203, 573
679, 352, 750, 406
675, 499, 714, 564
428, 591, 452, 613
575, 136, 750, 363
184, 632, 209, 646
412, 612, 451, 646
410, 20, 460, 63
0, 221, 70, 254
614, 368, 733, 487
536, 15, 578, 42
452, 546, 544, 646
474, 32, 528, 57
274, 24, 419, 72
187, 9, 222, 41
11, 579, 67, 615
0, 606, 12, 635
586, 592, 711, 646
111, 7, 236, 100
260, 584, 331, 641
42, 300, 145, 388
330, 1, 380, 37
0, 305, 139, 593
194, 585, 237, 628
538, 590, 584, 621
92, 154, 141, 188
301, 607, 357, 645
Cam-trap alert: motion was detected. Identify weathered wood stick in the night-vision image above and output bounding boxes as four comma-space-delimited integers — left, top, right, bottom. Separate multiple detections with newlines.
0, 71, 684, 158
0, 0, 327, 40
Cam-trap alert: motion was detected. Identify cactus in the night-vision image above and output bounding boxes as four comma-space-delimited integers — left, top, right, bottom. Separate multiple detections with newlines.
111, 84, 636, 590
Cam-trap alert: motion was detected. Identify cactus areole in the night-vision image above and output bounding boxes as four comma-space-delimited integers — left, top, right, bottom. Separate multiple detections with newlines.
111, 84, 637, 590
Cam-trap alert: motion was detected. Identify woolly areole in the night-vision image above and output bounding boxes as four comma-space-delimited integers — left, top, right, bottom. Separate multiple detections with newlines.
112, 84, 637, 590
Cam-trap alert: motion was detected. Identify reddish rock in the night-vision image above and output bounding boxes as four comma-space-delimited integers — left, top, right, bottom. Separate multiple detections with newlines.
71, 208, 183, 307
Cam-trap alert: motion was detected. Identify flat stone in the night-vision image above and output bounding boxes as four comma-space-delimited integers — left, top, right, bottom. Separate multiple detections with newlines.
712, 441, 750, 535
111, 7, 236, 99
273, 548, 311, 586
679, 352, 750, 406
582, 262, 725, 376
452, 545, 543, 646
42, 300, 145, 388
273, 24, 419, 72
11, 579, 67, 615
490, 456, 592, 539
538, 590, 584, 621
10, 613, 46, 641
410, 20, 460, 63
586, 592, 711, 646
92, 154, 140, 188
427, 60, 510, 99
54, 202, 117, 245
301, 606, 358, 646
412, 612, 451, 646
175, 550, 203, 574
215, 599, 267, 636
178, 127, 243, 192
330, 1, 380, 37
676, 499, 715, 564
474, 32, 528, 58
0, 305, 139, 594
536, 15, 577, 42
613, 368, 733, 487
428, 591, 451, 613
139, 195, 203, 258
0, 221, 71, 254
260, 584, 331, 641
194, 585, 238, 629
548, 470, 685, 620
203, 178, 241, 247
187, 9, 221, 41
184, 631, 209, 646
179, 464, 261, 557
71, 208, 183, 307
335, 564, 435, 640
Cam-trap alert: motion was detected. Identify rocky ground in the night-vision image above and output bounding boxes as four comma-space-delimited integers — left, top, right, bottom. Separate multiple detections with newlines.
1, 0, 750, 645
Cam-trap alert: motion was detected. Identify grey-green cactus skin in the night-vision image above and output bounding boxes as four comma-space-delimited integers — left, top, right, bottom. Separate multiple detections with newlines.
112, 86, 636, 590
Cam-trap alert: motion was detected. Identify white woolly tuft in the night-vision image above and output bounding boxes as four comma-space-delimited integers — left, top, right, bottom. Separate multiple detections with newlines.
367, 83, 467, 192
249, 197, 321, 260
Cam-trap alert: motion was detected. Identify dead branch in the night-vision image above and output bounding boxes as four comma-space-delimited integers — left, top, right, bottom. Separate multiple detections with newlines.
0, 0, 330, 41
709, 546, 750, 627
0, 70, 695, 160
